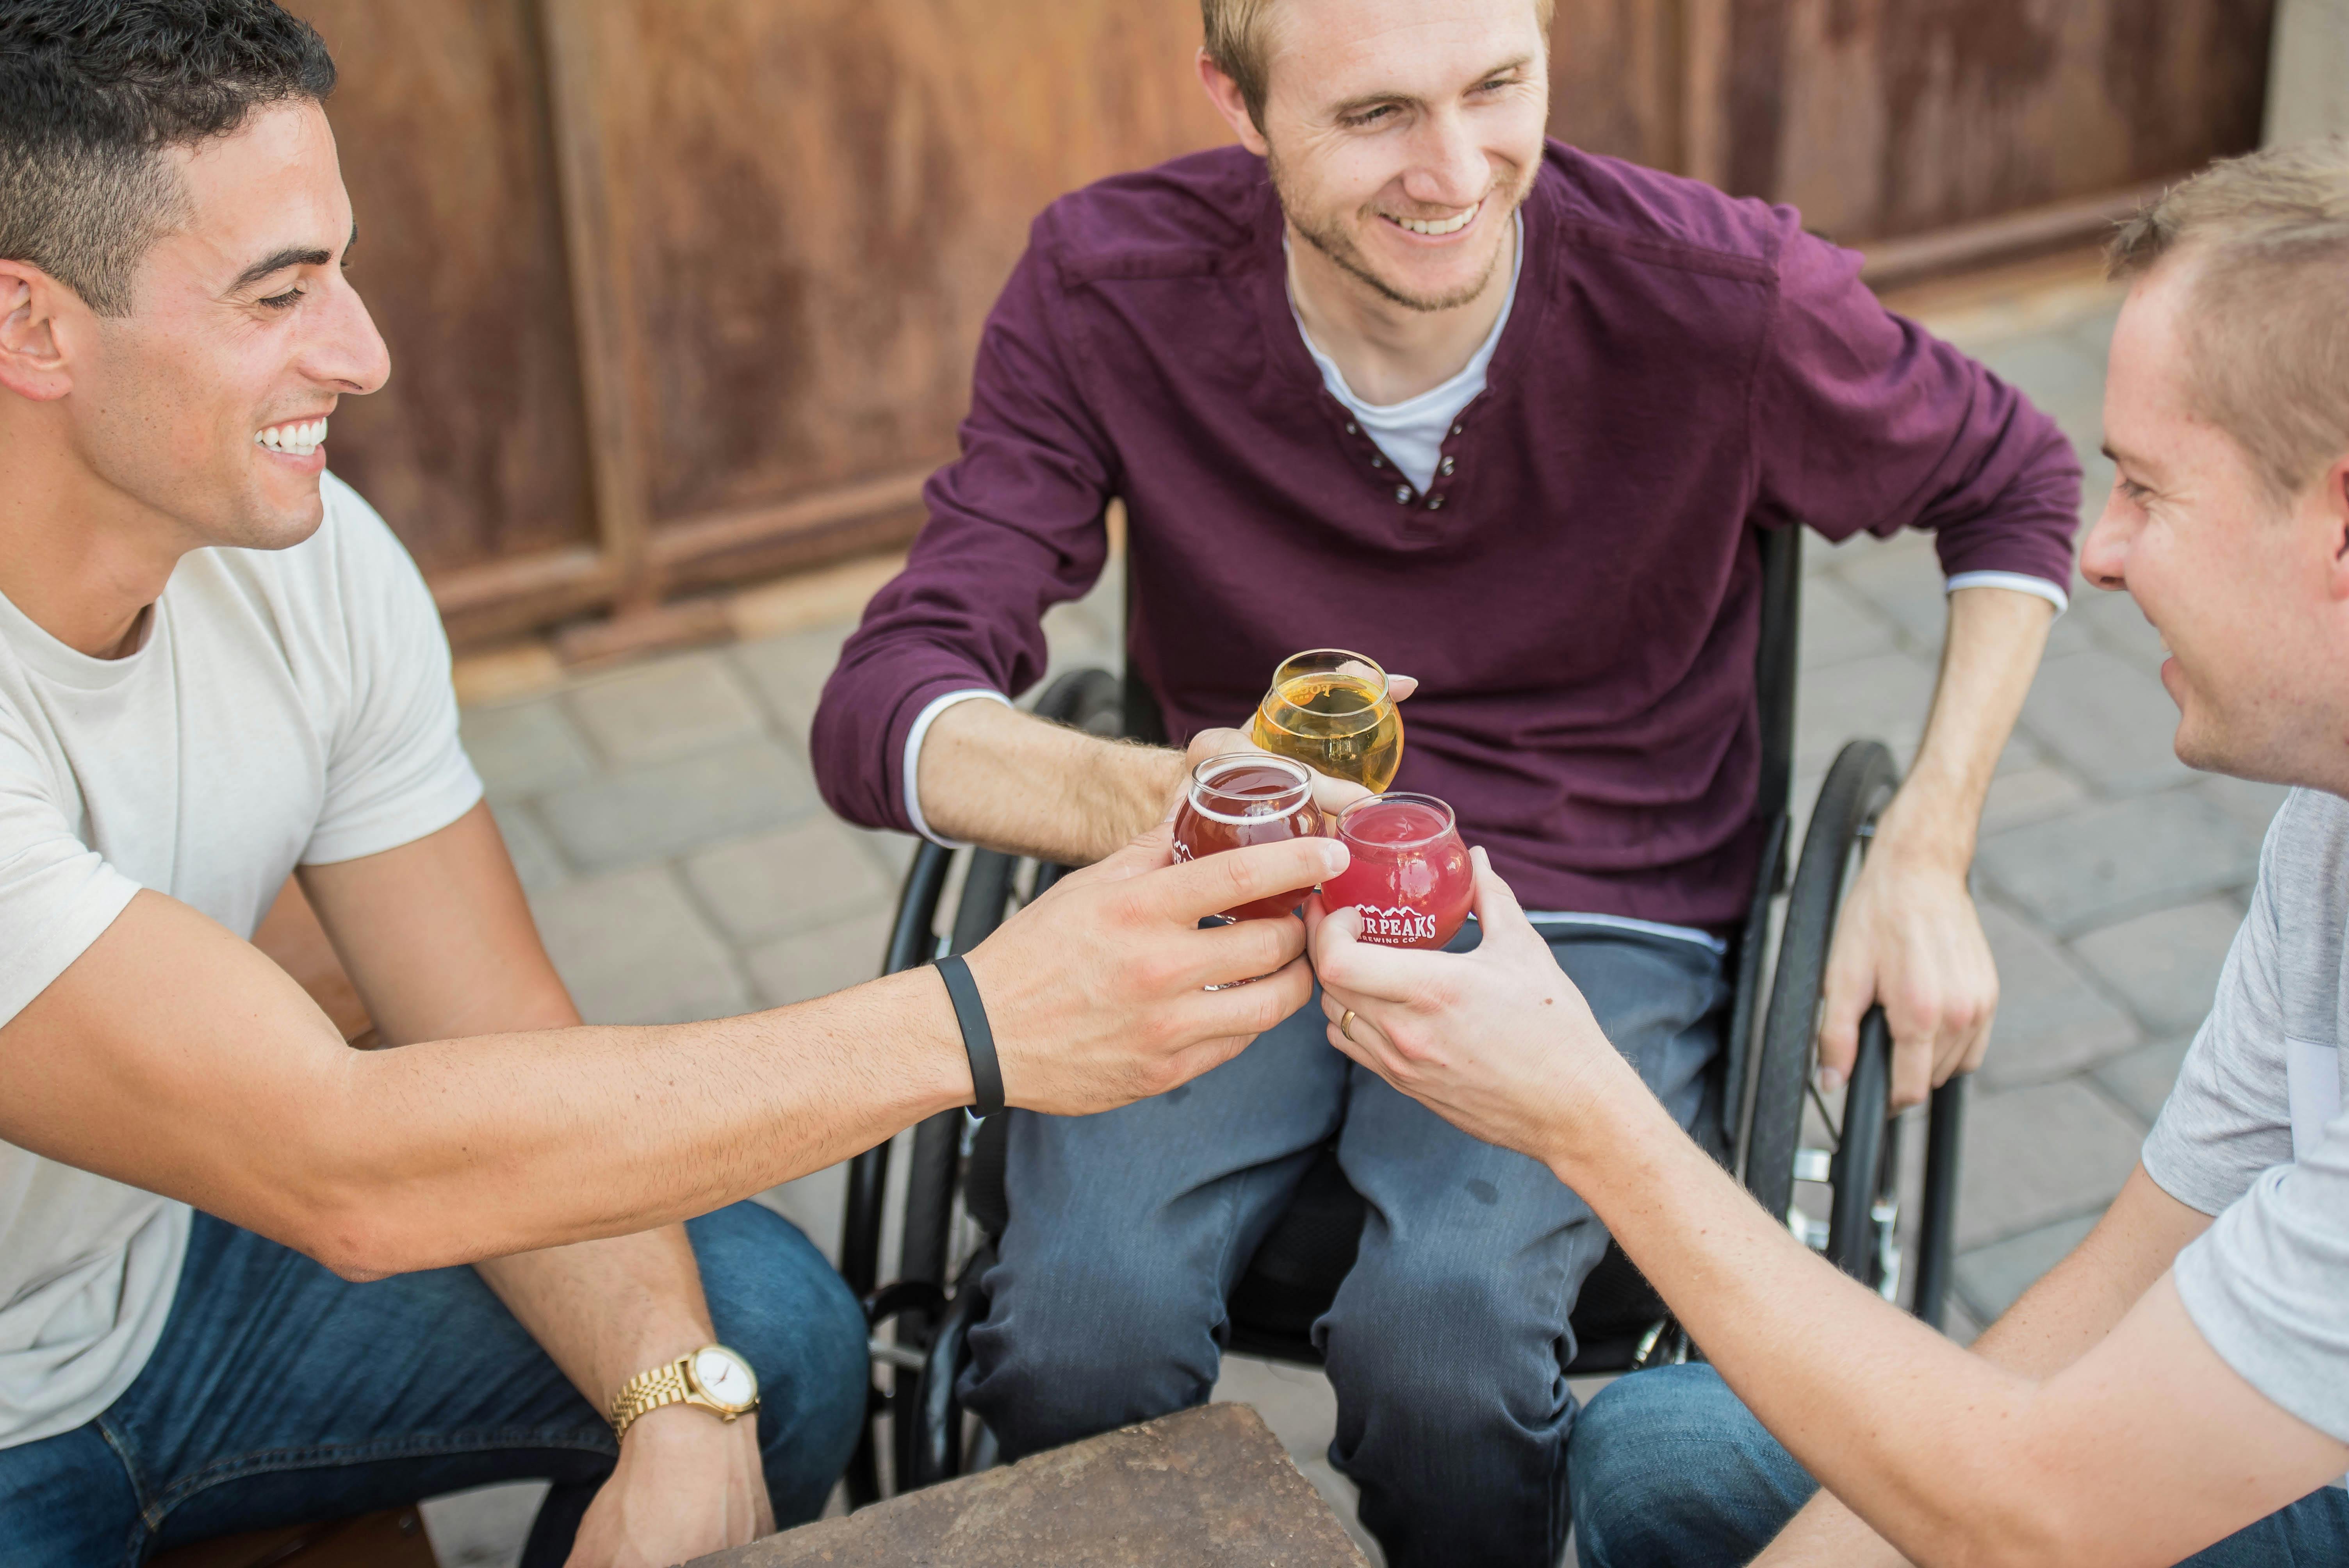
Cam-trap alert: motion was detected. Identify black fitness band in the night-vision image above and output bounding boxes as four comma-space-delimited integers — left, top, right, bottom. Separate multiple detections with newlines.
933, 954, 1005, 1117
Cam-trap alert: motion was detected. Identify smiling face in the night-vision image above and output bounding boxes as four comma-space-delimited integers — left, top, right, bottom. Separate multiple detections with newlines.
62, 99, 388, 552
2079, 255, 2349, 789
1223, 0, 1549, 313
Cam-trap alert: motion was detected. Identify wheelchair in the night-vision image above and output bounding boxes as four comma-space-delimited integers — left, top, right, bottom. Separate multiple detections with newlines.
836, 527, 1966, 1505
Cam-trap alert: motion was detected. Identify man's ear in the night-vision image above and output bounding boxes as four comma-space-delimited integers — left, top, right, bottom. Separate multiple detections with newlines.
1195, 49, 1271, 157
0, 259, 75, 402
2320, 454, 2349, 600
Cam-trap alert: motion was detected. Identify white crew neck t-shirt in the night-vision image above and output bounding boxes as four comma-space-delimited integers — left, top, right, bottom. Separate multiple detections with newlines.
0, 473, 483, 1449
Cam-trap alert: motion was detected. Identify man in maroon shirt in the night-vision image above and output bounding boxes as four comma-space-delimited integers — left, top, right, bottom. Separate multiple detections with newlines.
812, 0, 2076, 1561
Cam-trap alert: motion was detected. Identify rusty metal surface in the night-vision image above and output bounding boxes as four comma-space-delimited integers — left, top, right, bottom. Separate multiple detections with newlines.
569, 0, 1229, 527
699, 1404, 1368, 1568
1702, 0, 2273, 241
1547, 0, 1686, 170
274, 1, 2272, 636
289, 1, 595, 576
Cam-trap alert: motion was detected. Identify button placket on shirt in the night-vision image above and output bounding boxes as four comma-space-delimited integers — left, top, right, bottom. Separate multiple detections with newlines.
1326, 391, 1479, 519
1415, 399, 1480, 518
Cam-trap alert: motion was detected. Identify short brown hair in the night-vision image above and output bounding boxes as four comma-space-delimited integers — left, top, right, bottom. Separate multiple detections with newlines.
1202, 0, 1556, 130
2108, 138, 2349, 501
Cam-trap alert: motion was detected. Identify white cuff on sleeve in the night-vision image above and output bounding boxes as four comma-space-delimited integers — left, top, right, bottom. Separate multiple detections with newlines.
905, 688, 1013, 847
1945, 570, 2070, 616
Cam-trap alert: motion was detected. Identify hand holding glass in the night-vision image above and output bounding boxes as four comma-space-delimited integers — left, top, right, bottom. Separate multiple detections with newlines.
1320, 793, 1474, 950
1251, 649, 1405, 792
1170, 754, 1330, 921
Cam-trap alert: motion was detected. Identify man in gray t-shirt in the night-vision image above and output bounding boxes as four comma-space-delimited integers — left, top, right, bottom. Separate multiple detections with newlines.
2142, 785, 2349, 1446
1285, 137, 2349, 1566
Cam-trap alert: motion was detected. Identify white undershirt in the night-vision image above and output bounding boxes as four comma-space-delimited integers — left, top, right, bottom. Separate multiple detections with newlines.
1289, 212, 1523, 495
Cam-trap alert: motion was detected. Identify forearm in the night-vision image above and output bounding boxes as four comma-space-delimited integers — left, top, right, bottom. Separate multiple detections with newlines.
476, 1225, 715, 1410
1548, 1073, 2072, 1564
918, 695, 1183, 864
320, 968, 968, 1276
1759, 1164, 2210, 1563
1877, 584, 2053, 864
1316, 860, 2322, 1568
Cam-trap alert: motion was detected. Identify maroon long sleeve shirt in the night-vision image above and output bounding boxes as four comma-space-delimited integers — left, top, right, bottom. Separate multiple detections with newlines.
812, 142, 2079, 929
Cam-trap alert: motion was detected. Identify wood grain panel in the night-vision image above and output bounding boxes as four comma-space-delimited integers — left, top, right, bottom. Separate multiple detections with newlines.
1547, 0, 1686, 170
290, 0, 595, 574
1694, 0, 2272, 241
565, 0, 1231, 529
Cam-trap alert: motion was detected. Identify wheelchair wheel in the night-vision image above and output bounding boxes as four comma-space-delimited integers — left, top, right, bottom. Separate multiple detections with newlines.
849, 668, 1125, 1502
1745, 741, 1919, 1296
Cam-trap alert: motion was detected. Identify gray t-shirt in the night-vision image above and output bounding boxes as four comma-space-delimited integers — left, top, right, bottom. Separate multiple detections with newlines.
2143, 786, 2349, 1447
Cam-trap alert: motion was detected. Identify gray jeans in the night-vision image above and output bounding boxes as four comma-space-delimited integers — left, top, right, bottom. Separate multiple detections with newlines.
960, 921, 1728, 1568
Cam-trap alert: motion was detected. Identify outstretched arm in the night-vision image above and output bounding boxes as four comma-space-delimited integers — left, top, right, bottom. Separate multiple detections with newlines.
1820, 583, 2054, 1107
1310, 864, 2348, 1568
1753, 1163, 2212, 1565
0, 807, 1341, 1278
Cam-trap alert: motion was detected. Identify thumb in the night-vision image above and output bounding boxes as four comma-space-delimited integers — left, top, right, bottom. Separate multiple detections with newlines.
1313, 900, 1365, 973
1388, 674, 1419, 704
1467, 846, 1540, 951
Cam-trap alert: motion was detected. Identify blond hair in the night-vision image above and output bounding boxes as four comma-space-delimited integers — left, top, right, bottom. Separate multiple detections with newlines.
2108, 139, 2349, 501
1202, 0, 1557, 130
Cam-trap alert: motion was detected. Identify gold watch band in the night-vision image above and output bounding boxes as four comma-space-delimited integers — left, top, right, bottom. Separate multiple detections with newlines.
609, 1356, 696, 1441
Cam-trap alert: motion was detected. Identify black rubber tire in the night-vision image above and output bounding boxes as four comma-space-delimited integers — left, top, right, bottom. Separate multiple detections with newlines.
1745, 740, 1899, 1227
1825, 1008, 1893, 1283
1035, 666, 1124, 733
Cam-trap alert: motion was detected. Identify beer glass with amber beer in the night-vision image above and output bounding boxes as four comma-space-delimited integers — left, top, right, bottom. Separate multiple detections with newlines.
1251, 649, 1404, 792
1321, 793, 1473, 949
1170, 754, 1328, 921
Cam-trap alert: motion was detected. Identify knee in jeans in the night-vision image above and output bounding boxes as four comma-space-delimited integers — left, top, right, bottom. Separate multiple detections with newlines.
970, 1257, 1219, 1437
1326, 1270, 1550, 1438
1569, 1366, 1762, 1560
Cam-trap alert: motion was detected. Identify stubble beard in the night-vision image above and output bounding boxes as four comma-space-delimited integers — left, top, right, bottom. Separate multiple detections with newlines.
1270, 147, 1526, 314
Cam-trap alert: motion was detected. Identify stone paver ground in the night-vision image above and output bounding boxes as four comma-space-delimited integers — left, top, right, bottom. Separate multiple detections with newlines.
420, 261, 2281, 1566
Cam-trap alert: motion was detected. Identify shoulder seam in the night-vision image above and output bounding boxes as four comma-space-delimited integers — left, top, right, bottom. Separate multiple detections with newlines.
1552, 218, 1777, 285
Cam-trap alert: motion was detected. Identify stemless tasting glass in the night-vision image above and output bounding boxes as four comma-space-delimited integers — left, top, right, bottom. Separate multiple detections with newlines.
1169, 754, 1328, 921
1321, 793, 1474, 950
1250, 648, 1405, 793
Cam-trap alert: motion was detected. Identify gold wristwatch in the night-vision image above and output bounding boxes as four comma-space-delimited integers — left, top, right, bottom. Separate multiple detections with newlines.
609, 1344, 760, 1440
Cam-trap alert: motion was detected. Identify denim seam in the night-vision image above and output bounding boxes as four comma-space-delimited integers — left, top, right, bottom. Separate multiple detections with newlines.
138, 1427, 614, 1531
94, 1418, 156, 1568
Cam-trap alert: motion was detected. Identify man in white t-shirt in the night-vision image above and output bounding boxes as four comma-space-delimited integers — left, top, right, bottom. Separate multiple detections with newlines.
1307, 137, 2349, 1565
0, 6, 1337, 1562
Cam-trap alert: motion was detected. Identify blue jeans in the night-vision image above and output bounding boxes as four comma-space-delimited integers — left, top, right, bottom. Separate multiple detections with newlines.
1572, 1363, 2349, 1566
0, 1201, 868, 1566
961, 922, 1727, 1568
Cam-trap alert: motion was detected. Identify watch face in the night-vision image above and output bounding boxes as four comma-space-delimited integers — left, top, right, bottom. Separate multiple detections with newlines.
693, 1347, 756, 1409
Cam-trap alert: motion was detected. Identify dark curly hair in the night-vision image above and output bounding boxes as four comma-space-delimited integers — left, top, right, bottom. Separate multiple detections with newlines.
0, 0, 336, 314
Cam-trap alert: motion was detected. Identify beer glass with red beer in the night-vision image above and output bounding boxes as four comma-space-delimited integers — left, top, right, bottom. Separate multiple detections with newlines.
1170, 754, 1328, 921
1321, 793, 1473, 949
